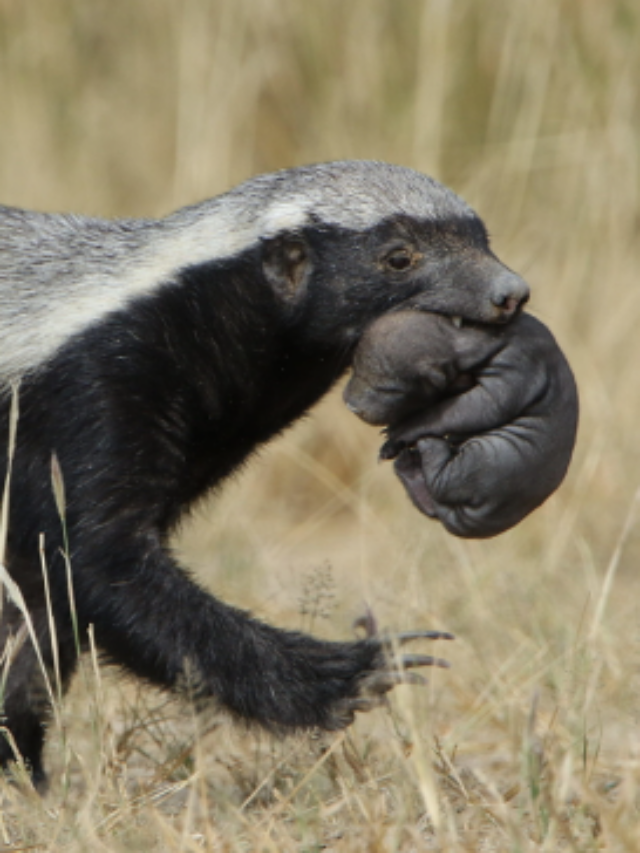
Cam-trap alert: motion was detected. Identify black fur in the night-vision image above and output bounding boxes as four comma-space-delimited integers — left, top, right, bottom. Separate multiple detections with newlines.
0, 214, 527, 785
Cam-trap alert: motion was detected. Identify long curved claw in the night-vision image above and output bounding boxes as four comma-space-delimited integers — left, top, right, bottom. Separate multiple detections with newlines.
361, 670, 428, 695
389, 629, 455, 644
353, 611, 454, 647
353, 609, 379, 637
397, 653, 450, 669
343, 696, 387, 714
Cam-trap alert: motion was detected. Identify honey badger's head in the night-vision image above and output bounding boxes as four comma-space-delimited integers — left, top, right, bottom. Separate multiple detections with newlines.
255, 161, 529, 346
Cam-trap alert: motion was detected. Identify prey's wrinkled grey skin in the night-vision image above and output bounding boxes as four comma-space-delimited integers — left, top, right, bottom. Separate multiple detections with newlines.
344, 311, 579, 538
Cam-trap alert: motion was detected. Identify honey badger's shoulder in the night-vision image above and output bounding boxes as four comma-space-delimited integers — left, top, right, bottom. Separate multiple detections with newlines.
0, 204, 158, 386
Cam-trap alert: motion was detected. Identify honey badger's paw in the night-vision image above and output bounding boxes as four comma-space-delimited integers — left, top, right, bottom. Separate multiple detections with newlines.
323, 628, 454, 729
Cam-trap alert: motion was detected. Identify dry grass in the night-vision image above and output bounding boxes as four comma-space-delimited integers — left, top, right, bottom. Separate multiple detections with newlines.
1, 0, 639, 849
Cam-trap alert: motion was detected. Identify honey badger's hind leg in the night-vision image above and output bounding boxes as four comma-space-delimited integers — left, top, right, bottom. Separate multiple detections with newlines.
0, 594, 79, 791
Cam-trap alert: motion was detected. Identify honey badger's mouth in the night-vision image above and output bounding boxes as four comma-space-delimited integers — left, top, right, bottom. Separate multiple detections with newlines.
442, 313, 501, 331
393, 445, 438, 518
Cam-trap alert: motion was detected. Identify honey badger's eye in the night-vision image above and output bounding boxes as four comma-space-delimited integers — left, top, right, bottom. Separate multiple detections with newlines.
384, 247, 414, 272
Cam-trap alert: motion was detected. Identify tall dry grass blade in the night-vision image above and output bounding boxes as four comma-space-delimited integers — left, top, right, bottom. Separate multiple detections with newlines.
392, 683, 443, 832
0, 563, 55, 711
0, 726, 32, 788
39, 533, 61, 705
258, 732, 346, 829
589, 485, 640, 643
0, 383, 19, 588
239, 744, 304, 813
0, 628, 27, 708
51, 453, 81, 657
50, 452, 66, 522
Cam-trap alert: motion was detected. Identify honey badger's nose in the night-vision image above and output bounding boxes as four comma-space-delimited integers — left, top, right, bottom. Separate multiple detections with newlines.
491, 271, 529, 319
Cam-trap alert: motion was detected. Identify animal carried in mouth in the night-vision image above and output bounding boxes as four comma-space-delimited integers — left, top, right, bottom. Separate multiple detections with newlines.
344, 310, 578, 538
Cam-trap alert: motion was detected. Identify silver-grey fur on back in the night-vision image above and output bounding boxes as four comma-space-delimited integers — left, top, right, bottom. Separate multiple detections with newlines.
0, 161, 475, 386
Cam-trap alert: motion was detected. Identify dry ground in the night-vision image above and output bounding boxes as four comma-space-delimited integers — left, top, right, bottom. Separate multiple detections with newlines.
0, 1, 639, 849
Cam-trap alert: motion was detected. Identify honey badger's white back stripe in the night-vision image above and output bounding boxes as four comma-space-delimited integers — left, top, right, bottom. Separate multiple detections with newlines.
0, 161, 474, 384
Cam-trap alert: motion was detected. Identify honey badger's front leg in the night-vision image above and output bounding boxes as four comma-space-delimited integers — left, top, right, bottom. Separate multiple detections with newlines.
58, 531, 452, 731
1, 526, 451, 786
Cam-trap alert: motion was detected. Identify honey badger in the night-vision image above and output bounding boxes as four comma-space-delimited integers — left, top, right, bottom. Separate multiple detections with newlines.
0, 161, 528, 786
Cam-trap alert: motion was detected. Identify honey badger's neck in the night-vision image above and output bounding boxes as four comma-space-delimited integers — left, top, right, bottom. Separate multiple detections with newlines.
0, 160, 479, 388
5, 257, 346, 530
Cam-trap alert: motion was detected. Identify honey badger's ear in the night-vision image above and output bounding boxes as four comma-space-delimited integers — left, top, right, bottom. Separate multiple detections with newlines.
262, 234, 313, 302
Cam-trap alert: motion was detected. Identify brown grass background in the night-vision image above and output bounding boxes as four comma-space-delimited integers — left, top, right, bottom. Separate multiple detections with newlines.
1, 0, 639, 849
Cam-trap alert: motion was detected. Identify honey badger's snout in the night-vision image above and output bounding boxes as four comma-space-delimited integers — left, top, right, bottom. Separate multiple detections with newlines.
404, 247, 529, 327
490, 269, 529, 320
